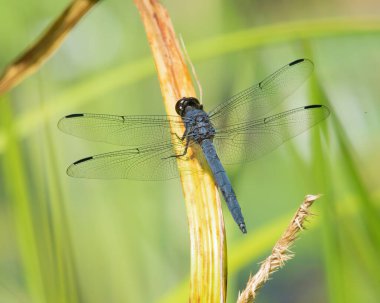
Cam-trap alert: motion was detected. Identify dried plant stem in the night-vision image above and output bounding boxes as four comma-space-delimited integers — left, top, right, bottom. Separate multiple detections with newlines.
0, 0, 100, 94
237, 194, 321, 303
134, 0, 227, 302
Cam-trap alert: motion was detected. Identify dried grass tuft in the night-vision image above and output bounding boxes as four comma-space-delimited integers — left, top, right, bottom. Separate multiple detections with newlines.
237, 194, 321, 303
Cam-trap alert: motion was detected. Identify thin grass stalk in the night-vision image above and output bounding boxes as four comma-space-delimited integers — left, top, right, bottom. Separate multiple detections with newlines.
307, 65, 347, 303
312, 69, 380, 243
237, 195, 320, 303
309, 71, 380, 302
0, 98, 47, 302
42, 111, 81, 303
0, 0, 100, 94
332, 119, 380, 243
133, 0, 227, 302
26, 132, 64, 303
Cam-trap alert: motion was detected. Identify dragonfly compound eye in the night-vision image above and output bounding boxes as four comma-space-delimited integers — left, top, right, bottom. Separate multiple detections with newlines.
176, 97, 201, 116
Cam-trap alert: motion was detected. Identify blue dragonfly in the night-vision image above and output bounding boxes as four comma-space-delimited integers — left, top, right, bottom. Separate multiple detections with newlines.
58, 58, 330, 233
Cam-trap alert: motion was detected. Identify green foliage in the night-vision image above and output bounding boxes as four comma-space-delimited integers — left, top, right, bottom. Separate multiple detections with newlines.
1, 1, 380, 302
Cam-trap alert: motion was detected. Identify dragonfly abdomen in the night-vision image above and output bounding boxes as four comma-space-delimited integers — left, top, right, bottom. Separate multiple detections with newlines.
200, 139, 247, 233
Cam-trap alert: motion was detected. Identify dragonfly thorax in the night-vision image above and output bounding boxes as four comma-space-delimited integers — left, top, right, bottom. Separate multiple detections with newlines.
184, 108, 216, 143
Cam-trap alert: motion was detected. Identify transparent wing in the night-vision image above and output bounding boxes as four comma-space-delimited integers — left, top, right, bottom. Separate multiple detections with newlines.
213, 105, 330, 165
208, 59, 314, 130
58, 113, 185, 147
66, 140, 196, 181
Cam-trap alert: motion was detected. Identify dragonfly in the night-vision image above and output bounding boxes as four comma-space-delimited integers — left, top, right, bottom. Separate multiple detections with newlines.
58, 58, 330, 234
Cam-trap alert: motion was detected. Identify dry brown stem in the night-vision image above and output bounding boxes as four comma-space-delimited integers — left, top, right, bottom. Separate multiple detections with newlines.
134, 0, 227, 302
237, 194, 321, 303
0, 0, 100, 94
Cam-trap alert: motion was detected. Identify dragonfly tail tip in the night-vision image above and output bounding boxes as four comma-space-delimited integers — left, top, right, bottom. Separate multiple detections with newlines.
239, 223, 247, 234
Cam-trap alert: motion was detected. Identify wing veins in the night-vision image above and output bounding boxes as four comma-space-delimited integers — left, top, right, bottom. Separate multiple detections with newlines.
208, 59, 314, 129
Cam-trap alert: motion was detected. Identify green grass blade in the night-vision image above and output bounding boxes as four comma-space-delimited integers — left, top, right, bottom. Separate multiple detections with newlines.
0, 97, 47, 303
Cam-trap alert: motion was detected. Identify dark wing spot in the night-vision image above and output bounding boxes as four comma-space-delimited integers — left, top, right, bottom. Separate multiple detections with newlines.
289, 59, 305, 66
304, 104, 322, 109
65, 113, 84, 118
258, 81, 263, 89
73, 156, 93, 165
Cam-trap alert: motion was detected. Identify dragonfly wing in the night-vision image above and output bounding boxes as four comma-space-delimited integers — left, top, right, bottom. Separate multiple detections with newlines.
213, 105, 330, 165
58, 113, 185, 147
66, 141, 197, 180
208, 59, 314, 130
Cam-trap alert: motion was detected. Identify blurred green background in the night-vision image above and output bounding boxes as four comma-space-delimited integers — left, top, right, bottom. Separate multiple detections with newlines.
1, 0, 380, 302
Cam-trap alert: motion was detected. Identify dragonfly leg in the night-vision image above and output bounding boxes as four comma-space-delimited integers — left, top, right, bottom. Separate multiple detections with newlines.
172, 128, 188, 141
177, 139, 190, 157
163, 137, 190, 159
180, 129, 188, 141
172, 132, 181, 141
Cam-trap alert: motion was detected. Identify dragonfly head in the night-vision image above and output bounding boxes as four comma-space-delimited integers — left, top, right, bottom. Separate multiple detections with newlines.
176, 97, 203, 116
